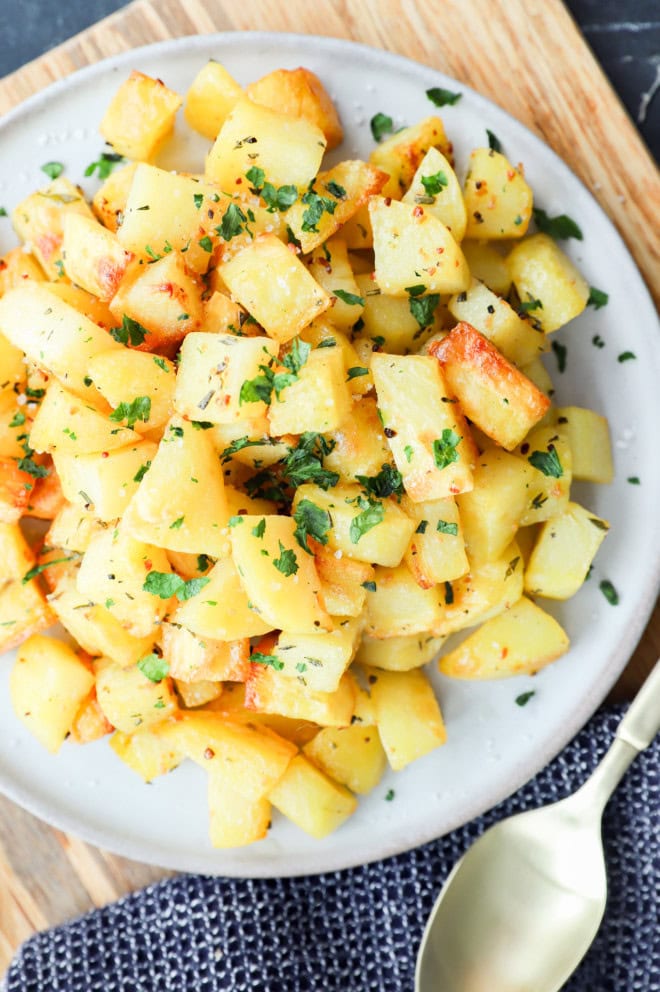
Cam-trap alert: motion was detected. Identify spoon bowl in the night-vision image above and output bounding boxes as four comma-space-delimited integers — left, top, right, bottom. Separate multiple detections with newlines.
416, 659, 660, 992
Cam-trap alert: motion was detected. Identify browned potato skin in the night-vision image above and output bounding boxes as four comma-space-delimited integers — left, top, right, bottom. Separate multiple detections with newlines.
246, 67, 344, 150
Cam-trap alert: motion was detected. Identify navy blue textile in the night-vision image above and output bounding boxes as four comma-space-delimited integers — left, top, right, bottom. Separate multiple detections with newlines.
4, 705, 659, 991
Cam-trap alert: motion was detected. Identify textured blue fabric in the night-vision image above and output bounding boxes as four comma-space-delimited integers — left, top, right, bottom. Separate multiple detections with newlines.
4, 705, 659, 991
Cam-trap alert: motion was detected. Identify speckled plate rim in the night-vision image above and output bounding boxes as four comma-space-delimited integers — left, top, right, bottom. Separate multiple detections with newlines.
0, 31, 658, 878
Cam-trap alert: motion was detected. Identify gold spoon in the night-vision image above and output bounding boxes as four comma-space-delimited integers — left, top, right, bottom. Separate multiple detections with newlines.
415, 658, 660, 992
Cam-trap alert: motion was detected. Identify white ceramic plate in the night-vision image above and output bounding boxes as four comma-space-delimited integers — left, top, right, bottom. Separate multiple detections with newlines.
0, 33, 658, 878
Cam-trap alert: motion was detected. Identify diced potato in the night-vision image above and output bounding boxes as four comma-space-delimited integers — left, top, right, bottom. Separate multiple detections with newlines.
363, 666, 446, 770
110, 723, 184, 782
10, 635, 94, 752
312, 544, 374, 617
307, 238, 364, 331
175, 678, 223, 709
25, 473, 70, 523
42, 281, 115, 331
369, 197, 470, 296
54, 440, 157, 521
0, 285, 120, 401
285, 160, 388, 254
212, 681, 318, 746
0, 457, 34, 523
95, 656, 177, 732
440, 541, 524, 635
292, 482, 416, 568
62, 214, 132, 300
341, 204, 373, 250
364, 563, 443, 637
299, 320, 370, 396
371, 353, 476, 500
507, 234, 589, 332
245, 663, 355, 727
88, 349, 175, 431
203, 291, 246, 335
163, 711, 295, 801
122, 418, 228, 556
100, 70, 182, 161
219, 234, 331, 343
402, 146, 467, 241
524, 502, 609, 599
463, 148, 533, 239
268, 347, 351, 435
403, 495, 469, 586
0, 577, 55, 653
246, 67, 343, 150
0, 246, 45, 298
429, 323, 550, 450
322, 397, 393, 483
521, 356, 554, 397
173, 555, 273, 641
48, 576, 157, 668
268, 754, 357, 838
175, 332, 278, 425
303, 724, 386, 795
184, 60, 244, 140
0, 522, 34, 582
439, 595, 569, 678
355, 632, 447, 671
92, 162, 138, 232
457, 449, 536, 563
69, 690, 114, 744
448, 278, 546, 367
229, 514, 330, 633
46, 502, 108, 553
108, 251, 204, 349
274, 616, 363, 693
161, 622, 250, 682
556, 406, 614, 483
461, 241, 512, 296
354, 273, 435, 354
370, 116, 451, 199
207, 775, 271, 848
518, 426, 572, 525
29, 382, 137, 456
11, 178, 95, 279
77, 528, 172, 638
206, 97, 327, 192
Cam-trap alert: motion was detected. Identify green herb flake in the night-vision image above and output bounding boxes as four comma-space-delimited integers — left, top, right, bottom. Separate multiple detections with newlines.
415, 520, 428, 534
420, 171, 448, 196
519, 297, 543, 313
627, 476, 640, 485
436, 519, 458, 536
551, 340, 567, 373
21, 556, 73, 585
17, 455, 49, 479
133, 461, 151, 483
385, 789, 395, 801
409, 292, 440, 329
84, 152, 124, 180
599, 579, 619, 605
370, 112, 394, 142
532, 207, 583, 241
349, 496, 384, 544
362, 580, 377, 593
356, 464, 404, 500
0, 207, 7, 217
217, 201, 249, 241
193, 192, 204, 209
284, 432, 339, 490
41, 161, 64, 179
261, 182, 298, 212
592, 334, 605, 349
153, 357, 169, 372
618, 351, 636, 363
426, 87, 462, 107
587, 286, 608, 309
142, 571, 210, 601
109, 396, 151, 428
9, 411, 25, 428
293, 499, 331, 554
198, 235, 213, 253
110, 314, 149, 347
228, 515, 245, 527
486, 129, 502, 152
251, 651, 284, 671
528, 445, 563, 478
333, 288, 365, 307
169, 516, 185, 530
404, 444, 414, 463
300, 190, 337, 233
273, 541, 298, 576
433, 429, 461, 470
324, 180, 347, 200
346, 366, 369, 380
444, 581, 454, 605
515, 690, 536, 707
245, 166, 265, 190
252, 518, 266, 539
137, 653, 169, 683
405, 283, 426, 297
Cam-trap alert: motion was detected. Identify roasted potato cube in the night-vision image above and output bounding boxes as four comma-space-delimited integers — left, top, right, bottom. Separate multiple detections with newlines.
354, 272, 436, 354
448, 278, 546, 367
10, 635, 94, 752
172, 555, 273, 641
110, 724, 184, 782
11, 178, 94, 279
0, 577, 55, 652
269, 753, 357, 838
369, 197, 470, 296
363, 666, 446, 770
100, 70, 182, 161
0, 246, 45, 297
518, 425, 572, 525
95, 656, 177, 733
0, 457, 35, 522
463, 148, 533, 239
184, 60, 244, 140
524, 502, 609, 599
440, 541, 524, 635
364, 563, 444, 638
312, 544, 374, 617
161, 622, 249, 683
212, 681, 318, 746
299, 320, 370, 396
220, 234, 331, 343
268, 347, 351, 435
372, 353, 476, 500
322, 397, 393, 483
42, 281, 115, 331
429, 323, 550, 450
62, 214, 132, 300
507, 234, 589, 332
174, 678, 223, 709
461, 240, 512, 296
88, 349, 175, 431
555, 406, 614, 484
246, 67, 343, 150
403, 495, 469, 586
274, 616, 363, 693
29, 382, 137, 456
439, 595, 569, 678
457, 449, 536, 563
69, 689, 114, 744
54, 440, 158, 522
303, 724, 386, 795
206, 97, 326, 192
245, 663, 355, 728
92, 161, 138, 232
46, 502, 108, 553
307, 238, 364, 331
0, 521, 34, 582
402, 146, 467, 241
207, 775, 271, 848
355, 632, 447, 672
370, 116, 451, 199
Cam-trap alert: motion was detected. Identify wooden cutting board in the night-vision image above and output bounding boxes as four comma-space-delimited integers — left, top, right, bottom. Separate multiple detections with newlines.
1, 0, 658, 976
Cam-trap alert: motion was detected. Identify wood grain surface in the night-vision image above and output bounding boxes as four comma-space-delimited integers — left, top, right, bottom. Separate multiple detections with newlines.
0, 0, 658, 976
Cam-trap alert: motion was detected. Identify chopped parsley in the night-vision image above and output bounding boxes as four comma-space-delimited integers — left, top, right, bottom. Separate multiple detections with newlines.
385, 789, 395, 801
228, 516, 244, 527
420, 171, 448, 196
416, 520, 428, 534
17, 455, 49, 479
169, 516, 185, 530
324, 180, 347, 200
198, 235, 213, 253
515, 690, 536, 707
532, 207, 583, 241
627, 476, 640, 485
333, 288, 365, 307
404, 445, 414, 463
143, 572, 210, 601
436, 520, 458, 536
486, 129, 502, 152
220, 436, 271, 463
110, 314, 149, 347
216, 201, 251, 241
251, 651, 284, 671
551, 340, 567, 373
587, 286, 608, 310
0, 207, 7, 217
617, 351, 636, 363
240, 341, 310, 406
528, 445, 563, 478
426, 87, 462, 107
9, 411, 25, 428
41, 161, 64, 179
133, 461, 151, 483
251, 518, 266, 539
283, 432, 339, 490
346, 366, 369, 380
300, 190, 337, 233
599, 579, 619, 605
362, 580, 377, 592
433, 429, 461, 469
137, 653, 169, 683
109, 396, 151, 428
356, 464, 404, 500
84, 152, 124, 180
519, 297, 543, 313
293, 498, 332, 553
21, 556, 73, 585
409, 292, 440, 329
444, 581, 454, 605
349, 496, 384, 544
370, 112, 394, 142
592, 334, 605, 349
273, 541, 298, 576
153, 356, 169, 372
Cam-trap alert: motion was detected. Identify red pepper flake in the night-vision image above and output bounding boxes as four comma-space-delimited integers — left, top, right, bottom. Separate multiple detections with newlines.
384, 197, 392, 206
101, 451, 109, 459
412, 205, 424, 218
158, 282, 174, 296
144, 559, 153, 571
501, 647, 509, 659
506, 169, 516, 181
204, 747, 215, 760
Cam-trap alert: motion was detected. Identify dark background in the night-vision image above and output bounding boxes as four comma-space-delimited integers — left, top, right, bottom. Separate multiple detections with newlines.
0, 0, 658, 161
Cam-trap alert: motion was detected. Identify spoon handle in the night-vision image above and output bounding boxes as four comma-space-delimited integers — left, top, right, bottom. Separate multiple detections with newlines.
574, 658, 660, 816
